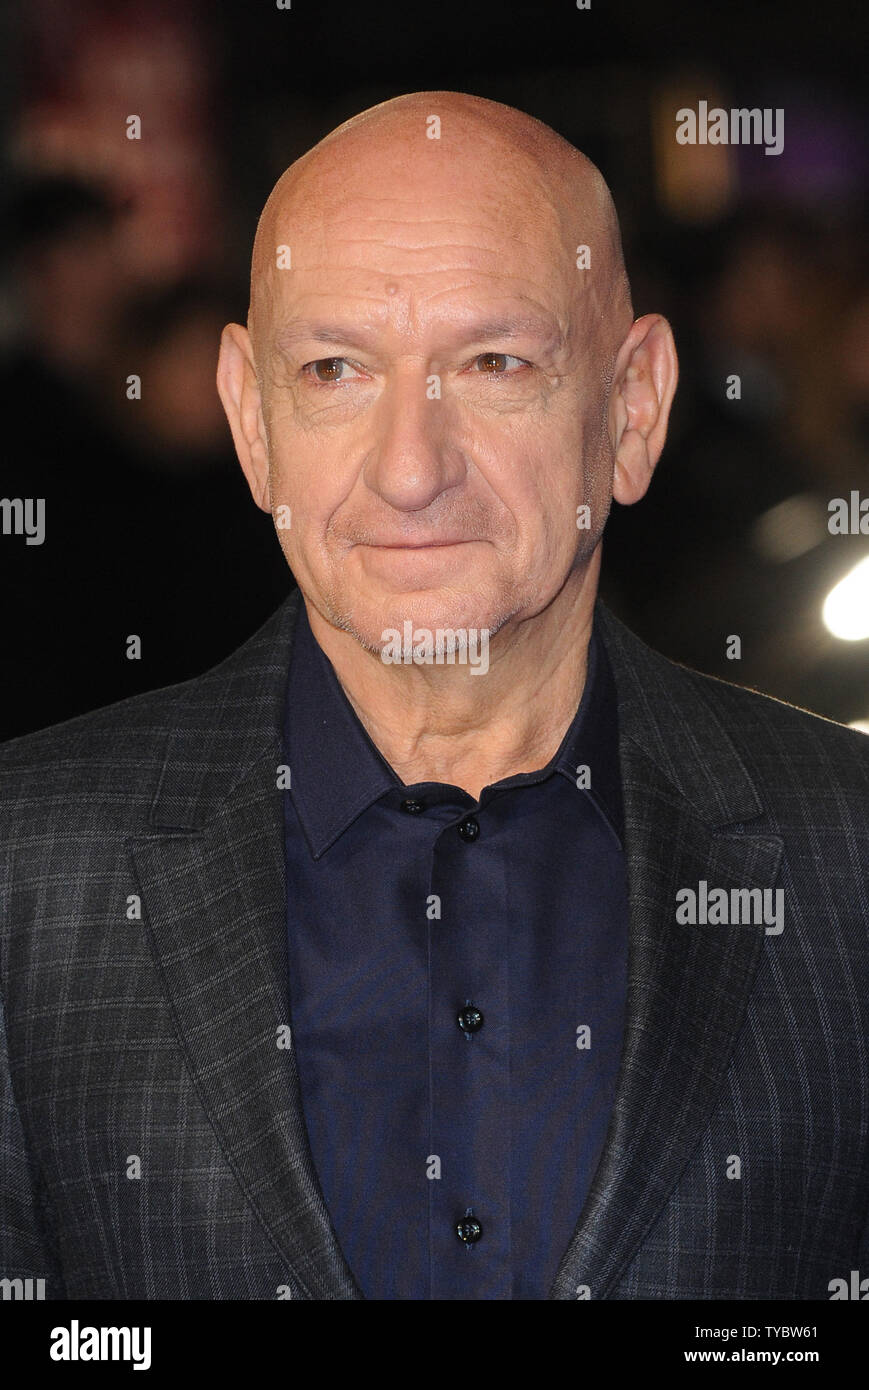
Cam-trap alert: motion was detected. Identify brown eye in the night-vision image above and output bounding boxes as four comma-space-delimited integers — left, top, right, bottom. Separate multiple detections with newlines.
476, 352, 509, 373
472, 352, 526, 374
311, 358, 345, 382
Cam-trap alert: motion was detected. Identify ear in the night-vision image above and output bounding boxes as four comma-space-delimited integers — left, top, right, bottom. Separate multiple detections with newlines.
216, 322, 272, 512
609, 314, 679, 505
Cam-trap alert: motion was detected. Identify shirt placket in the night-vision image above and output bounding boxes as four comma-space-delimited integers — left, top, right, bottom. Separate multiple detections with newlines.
426, 805, 512, 1299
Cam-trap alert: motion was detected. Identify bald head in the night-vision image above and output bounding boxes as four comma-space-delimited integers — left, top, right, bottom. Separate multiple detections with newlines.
248, 91, 632, 368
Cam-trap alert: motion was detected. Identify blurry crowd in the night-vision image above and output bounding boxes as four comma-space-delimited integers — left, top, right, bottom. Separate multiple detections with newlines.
602, 203, 869, 725
1, 5, 292, 740
1, 0, 866, 739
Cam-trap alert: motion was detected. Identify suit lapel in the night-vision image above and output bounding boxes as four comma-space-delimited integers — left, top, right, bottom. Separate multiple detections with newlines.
130, 590, 362, 1300
549, 605, 784, 1299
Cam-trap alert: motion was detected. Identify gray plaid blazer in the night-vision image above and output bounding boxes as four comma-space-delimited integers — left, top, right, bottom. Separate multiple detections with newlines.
2, 590, 868, 1300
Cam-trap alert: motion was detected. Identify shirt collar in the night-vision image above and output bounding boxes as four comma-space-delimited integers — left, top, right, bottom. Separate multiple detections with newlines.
284, 600, 623, 858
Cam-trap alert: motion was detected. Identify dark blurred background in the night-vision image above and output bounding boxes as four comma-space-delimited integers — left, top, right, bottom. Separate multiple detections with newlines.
1, 0, 867, 740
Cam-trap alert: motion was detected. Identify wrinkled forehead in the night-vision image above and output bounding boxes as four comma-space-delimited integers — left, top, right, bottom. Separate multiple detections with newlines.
250, 140, 603, 353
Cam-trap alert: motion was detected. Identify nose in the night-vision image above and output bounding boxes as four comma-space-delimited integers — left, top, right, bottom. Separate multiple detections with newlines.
363, 365, 467, 512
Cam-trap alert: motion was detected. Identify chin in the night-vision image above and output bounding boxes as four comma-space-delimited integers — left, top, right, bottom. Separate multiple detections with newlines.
339, 590, 504, 654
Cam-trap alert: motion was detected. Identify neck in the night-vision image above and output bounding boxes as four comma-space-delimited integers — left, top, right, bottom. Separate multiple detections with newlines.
305, 550, 601, 801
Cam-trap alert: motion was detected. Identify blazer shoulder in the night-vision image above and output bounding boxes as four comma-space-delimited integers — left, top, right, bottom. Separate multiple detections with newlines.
0, 674, 208, 834
596, 602, 869, 821
679, 661, 869, 794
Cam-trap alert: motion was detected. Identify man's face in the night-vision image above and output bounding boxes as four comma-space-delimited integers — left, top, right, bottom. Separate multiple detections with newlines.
254, 151, 615, 653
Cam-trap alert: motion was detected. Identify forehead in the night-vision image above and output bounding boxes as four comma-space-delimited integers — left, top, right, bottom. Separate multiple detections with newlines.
262, 160, 578, 322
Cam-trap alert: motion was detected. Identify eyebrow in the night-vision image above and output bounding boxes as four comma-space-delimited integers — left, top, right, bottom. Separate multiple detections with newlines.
276, 322, 375, 352
274, 313, 565, 355
459, 316, 565, 348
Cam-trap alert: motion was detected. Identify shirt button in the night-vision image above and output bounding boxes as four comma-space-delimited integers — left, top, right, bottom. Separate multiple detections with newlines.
457, 816, 480, 842
400, 798, 425, 815
456, 1217, 483, 1244
457, 1005, 484, 1033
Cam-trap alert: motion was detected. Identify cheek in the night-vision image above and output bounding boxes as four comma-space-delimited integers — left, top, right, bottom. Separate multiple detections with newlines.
263, 408, 341, 509
521, 440, 589, 529
523, 446, 605, 567
265, 439, 358, 579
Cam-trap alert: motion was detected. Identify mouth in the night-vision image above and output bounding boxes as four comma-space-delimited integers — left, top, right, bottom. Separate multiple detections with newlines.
362, 539, 475, 549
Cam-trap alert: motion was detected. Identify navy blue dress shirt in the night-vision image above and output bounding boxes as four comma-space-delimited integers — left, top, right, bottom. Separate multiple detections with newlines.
282, 604, 629, 1299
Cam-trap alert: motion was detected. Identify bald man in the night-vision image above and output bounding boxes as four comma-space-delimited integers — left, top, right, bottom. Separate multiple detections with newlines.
2, 94, 868, 1303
